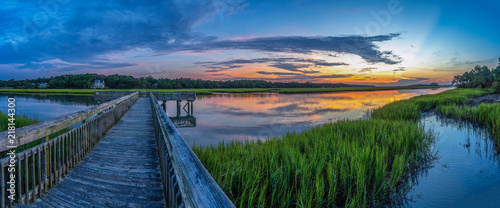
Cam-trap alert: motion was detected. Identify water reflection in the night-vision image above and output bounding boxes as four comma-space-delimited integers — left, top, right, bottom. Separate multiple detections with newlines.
169, 88, 451, 147
405, 114, 500, 208
0, 93, 95, 121
170, 116, 196, 128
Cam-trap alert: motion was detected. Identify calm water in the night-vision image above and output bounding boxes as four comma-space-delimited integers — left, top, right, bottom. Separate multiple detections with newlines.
2, 88, 498, 207
166, 88, 452, 146
0, 93, 96, 121
406, 114, 500, 207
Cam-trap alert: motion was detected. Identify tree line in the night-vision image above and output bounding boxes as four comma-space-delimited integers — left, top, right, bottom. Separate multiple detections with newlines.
0, 74, 373, 89
452, 65, 500, 93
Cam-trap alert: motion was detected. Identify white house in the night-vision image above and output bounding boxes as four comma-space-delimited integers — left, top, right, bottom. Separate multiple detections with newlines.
39, 82, 48, 88
93, 79, 105, 89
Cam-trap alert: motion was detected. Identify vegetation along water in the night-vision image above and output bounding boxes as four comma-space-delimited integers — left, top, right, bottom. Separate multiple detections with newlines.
193, 87, 494, 207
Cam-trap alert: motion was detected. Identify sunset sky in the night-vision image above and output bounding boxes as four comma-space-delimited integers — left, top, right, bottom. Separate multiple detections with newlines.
1, 0, 499, 86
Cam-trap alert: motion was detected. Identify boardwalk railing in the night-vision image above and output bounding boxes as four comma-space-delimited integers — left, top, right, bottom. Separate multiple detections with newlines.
150, 93, 234, 208
96, 91, 196, 101
0, 92, 138, 207
93, 91, 134, 102
150, 91, 196, 101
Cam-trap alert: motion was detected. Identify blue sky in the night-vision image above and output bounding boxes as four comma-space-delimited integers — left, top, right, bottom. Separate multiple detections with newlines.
1, 0, 499, 85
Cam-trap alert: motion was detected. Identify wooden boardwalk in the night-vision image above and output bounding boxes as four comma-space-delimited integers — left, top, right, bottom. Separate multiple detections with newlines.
19, 98, 165, 207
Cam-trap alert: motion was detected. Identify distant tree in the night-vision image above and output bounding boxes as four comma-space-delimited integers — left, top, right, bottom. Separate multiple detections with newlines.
452, 65, 494, 88
492, 65, 500, 93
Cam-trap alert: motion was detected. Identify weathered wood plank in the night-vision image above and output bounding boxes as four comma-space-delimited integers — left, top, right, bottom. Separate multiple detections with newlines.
150, 93, 235, 208
0, 93, 138, 152
20, 98, 165, 208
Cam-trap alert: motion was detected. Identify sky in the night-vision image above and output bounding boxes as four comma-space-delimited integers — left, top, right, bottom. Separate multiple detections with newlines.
1, 0, 499, 86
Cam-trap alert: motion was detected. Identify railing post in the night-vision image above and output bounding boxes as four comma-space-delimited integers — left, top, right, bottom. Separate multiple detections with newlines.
176, 100, 181, 118
149, 92, 234, 208
190, 101, 193, 116
42, 135, 48, 194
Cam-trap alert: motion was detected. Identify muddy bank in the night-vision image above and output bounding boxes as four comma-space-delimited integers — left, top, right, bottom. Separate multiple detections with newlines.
472, 93, 500, 106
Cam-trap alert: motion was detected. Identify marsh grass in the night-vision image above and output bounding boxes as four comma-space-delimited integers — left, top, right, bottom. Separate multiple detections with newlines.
192, 88, 492, 207
0, 112, 39, 132
0, 112, 74, 204
0, 112, 71, 157
437, 103, 500, 141
371, 88, 491, 121
193, 119, 435, 207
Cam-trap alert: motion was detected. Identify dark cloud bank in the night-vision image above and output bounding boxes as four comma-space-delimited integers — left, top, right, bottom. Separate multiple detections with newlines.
0, 0, 402, 72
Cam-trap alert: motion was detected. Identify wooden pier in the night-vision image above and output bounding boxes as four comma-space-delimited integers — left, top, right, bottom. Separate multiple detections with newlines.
94, 91, 196, 117
0, 91, 233, 208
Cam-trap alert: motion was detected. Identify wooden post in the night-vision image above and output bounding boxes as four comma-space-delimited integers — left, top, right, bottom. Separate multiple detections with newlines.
176, 100, 181, 118
190, 101, 193, 116
42, 135, 48, 193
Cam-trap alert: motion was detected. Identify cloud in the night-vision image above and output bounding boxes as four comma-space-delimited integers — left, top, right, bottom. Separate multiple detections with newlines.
16, 61, 136, 72
269, 63, 312, 72
393, 67, 406, 71
383, 77, 429, 86
256, 71, 298, 76
204, 65, 242, 72
1, 0, 402, 74
196, 58, 348, 67
0, 0, 247, 66
414, 77, 429, 81
196, 57, 346, 74
359, 67, 377, 73
184, 34, 403, 64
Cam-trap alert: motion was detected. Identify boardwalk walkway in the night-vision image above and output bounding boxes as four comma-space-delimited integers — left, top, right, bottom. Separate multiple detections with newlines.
21, 98, 165, 207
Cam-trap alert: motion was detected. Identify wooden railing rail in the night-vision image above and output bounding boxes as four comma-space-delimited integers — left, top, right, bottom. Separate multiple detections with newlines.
150, 93, 234, 208
0, 92, 138, 152
0, 92, 138, 207
150, 91, 196, 101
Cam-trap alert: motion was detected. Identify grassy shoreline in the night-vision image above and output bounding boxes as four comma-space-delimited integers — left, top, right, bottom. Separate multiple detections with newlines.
437, 103, 499, 141
192, 88, 491, 207
0, 85, 444, 95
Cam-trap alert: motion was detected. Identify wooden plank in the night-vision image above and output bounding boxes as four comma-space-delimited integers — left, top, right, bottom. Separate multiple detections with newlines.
25, 98, 165, 208
24, 152, 28, 204
37, 147, 42, 198
31, 149, 35, 204
16, 155, 21, 204
150, 93, 235, 208
1, 161, 5, 207
0, 92, 138, 152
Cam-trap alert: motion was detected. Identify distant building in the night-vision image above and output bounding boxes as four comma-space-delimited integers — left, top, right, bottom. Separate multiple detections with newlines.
93, 79, 105, 89
39, 82, 48, 88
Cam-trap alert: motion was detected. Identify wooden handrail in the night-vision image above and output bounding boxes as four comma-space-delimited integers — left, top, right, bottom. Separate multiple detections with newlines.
150, 92, 234, 208
0, 92, 138, 207
0, 92, 138, 152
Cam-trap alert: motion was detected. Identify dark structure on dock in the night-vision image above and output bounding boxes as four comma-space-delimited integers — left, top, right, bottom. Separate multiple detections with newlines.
94, 91, 196, 118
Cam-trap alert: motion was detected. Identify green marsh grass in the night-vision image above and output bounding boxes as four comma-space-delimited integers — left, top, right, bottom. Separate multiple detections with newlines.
0, 111, 39, 132
437, 103, 500, 141
1, 111, 78, 204
193, 88, 492, 207
0, 112, 71, 158
193, 119, 435, 207
371, 88, 491, 121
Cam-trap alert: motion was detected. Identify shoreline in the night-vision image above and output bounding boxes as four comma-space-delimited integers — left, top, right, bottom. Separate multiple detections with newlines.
0, 86, 445, 95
